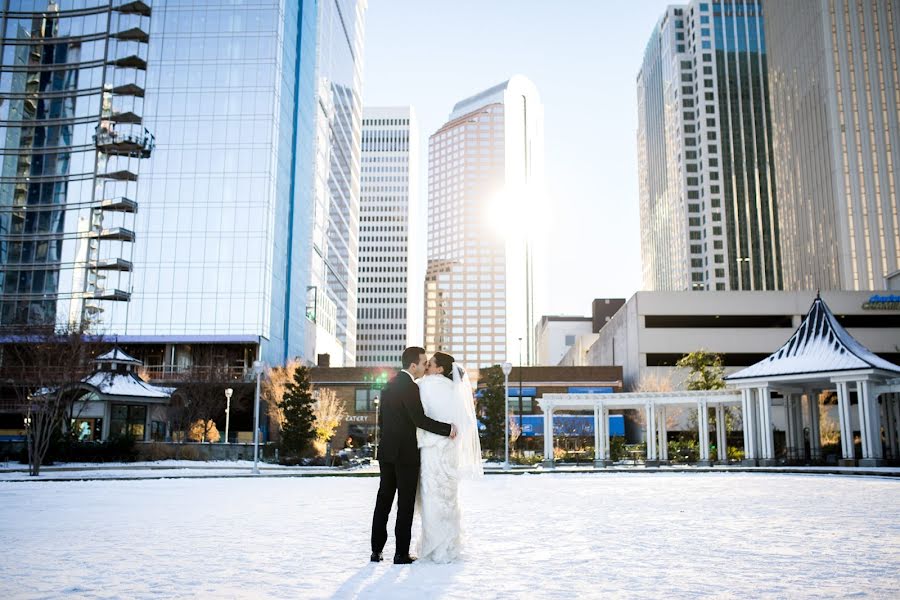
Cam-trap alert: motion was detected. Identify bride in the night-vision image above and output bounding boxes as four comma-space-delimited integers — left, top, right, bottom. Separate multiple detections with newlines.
415, 351, 483, 563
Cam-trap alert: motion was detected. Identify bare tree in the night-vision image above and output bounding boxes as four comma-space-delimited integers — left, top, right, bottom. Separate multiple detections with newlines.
633, 371, 675, 393
1, 322, 97, 476
262, 359, 301, 443
169, 360, 244, 444
312, 387, 346, 461
508, 417, 522, 457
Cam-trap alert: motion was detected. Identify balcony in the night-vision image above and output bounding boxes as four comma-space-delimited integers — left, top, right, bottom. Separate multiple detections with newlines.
98, 170, 138, 181
86, 227, 135, 242
95, 126, 154, 158
90, 258, 133, 272
115, 0, 152, 16
97, 197, 138, 213
109, 111, 142, 124
113, 27, 150, 43
112, 83, 145, 97
78, 289, 131, 302
108, 55, 147, 70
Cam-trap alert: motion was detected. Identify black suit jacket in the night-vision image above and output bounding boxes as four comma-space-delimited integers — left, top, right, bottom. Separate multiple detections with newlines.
377, 372, 452, 464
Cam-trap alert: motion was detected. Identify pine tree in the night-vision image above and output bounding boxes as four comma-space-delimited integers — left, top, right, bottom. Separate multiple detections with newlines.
279, 364, 316, 456
477, 365, 507, 457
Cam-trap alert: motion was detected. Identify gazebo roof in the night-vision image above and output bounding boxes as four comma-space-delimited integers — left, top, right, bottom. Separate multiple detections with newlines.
726, 295, 900, 381
82, 371, 173, 399
94, 347, 142, 365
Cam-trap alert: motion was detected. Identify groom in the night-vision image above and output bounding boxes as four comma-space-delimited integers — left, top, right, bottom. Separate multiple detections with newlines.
370, 346, 456, 565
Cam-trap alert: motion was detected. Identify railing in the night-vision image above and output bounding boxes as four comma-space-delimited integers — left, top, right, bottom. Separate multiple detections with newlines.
139, 366, 250, 383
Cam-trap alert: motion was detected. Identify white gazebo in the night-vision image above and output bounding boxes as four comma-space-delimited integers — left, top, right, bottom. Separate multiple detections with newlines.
725, 294, 900, 467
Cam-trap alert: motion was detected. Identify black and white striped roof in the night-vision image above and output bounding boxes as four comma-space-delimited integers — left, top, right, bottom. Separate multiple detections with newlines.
726, 295, 900, 380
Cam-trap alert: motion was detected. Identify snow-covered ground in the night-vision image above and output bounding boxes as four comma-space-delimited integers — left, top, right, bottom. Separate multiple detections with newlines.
1, 473, 898, 598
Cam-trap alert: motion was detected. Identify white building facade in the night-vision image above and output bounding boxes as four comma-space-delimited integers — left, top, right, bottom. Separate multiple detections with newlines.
765, 0, 900, 291
356, 107, 422, 366
535, 316, 593, 367
568, 291, 900, 392
425, 76, 545, 370
637, 0, 782, 292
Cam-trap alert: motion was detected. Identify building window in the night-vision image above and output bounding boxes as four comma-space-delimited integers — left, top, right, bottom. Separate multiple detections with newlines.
110, 405, 146, 440
356, 389, 378, 412
564, 335, 576, 346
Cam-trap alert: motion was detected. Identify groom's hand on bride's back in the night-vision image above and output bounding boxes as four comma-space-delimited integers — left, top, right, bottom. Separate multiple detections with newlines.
449, 424, 457, 439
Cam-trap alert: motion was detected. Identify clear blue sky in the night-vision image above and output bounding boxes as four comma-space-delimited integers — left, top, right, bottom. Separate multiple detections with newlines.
362, 0, 674, 316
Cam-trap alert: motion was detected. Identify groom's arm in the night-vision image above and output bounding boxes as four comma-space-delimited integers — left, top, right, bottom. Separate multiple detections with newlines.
402, 385, 452, 437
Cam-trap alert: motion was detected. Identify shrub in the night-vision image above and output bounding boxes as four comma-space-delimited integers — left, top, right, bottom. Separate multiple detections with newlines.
138, 442, 177, 461
668, 439, 698, 462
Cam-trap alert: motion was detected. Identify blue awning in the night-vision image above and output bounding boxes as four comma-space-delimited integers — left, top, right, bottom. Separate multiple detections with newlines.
511, 414, 625, 437
475, 386, 537, 398
567, 386, 614, 394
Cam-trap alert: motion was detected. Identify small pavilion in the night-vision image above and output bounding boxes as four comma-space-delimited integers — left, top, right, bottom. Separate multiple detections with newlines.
69, 348, 173, 442
726, 294, 900, 467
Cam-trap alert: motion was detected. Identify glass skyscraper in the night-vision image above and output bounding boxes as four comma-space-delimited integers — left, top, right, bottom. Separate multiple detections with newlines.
765, 0, 900, 291
1, 0, 366, 375
1, 0, 153, 328
637, 0, 782, 292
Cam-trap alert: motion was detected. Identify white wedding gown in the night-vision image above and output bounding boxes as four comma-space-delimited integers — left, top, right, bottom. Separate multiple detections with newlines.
415, 370, 482, 563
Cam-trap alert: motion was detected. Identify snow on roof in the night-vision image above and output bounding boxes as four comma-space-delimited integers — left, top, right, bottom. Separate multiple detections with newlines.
726, 295, 900, 380
82, 371, 171, 399
94, 347, 142, 365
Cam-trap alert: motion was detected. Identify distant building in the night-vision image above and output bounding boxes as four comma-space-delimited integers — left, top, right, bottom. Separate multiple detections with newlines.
765, 0, 900, 291
425, 76, 545, 370
564, 290, 900, 391
637, 0, 782, 292
356, 108, 422, 366
535, 317, 593, 366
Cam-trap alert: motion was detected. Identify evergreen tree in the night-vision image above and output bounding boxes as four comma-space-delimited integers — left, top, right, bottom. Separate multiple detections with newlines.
676, 350, 725, 391
477, 365, 507, 457
279, 364, 316, 456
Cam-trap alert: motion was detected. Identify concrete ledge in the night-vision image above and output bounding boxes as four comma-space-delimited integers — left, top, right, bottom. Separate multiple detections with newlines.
859, 458, 886, 467
741, 459, 758, 467
644, 460, 660, 467
758, 459, 778, 467
839, 459, 858, 467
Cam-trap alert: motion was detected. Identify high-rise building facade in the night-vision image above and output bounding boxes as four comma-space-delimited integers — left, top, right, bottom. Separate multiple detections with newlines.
637, 0, 782, 292
765, 0, 900, 291
1, 0, 154, 328
307, 0, 367, 367
1, 0, 368, 375
356, 107, 421, 366
425, 76, 545, 370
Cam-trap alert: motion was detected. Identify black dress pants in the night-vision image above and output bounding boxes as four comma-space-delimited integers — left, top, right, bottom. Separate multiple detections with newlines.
371, 459, 419, 557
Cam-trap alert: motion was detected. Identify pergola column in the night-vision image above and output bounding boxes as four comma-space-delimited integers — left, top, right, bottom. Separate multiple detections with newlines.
808, 390, 822, 460
715, 404, 727, 462
594, 402, 607, 467
887, 394, 900, 461
741, 388, 757, 465
542, 406, 555, 468
698, 400, 710, 465
785, 394, 795, 459
658, 406, 669, 462
758, 386, 775, 465
835, 381, 855, 464
857, 380, 884, 466
645, 401, 658, 466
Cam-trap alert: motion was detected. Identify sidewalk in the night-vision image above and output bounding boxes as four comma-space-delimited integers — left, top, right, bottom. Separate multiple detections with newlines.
2, 459, 899, 482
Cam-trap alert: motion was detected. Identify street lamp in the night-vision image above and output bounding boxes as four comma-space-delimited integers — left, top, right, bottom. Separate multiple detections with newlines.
224, 388, 233, 444
501, 362, 512, 470
252, 360, 265, 475
373, 395, 380, 462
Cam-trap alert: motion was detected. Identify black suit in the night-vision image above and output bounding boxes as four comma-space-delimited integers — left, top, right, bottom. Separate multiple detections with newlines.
371, 371, 452, 558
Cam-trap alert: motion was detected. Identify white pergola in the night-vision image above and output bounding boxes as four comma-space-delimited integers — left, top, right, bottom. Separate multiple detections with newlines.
537, 389, 741, 468
725, 295, 900, 467
537, 295, 900, 468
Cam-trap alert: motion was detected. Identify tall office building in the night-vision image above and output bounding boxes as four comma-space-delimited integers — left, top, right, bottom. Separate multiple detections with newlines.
637, 0, 782, 292
307, 0, 367, 367
1, 0, 367, 375
0, 0, 154, 328
765, 0, 900, 291
425, 76, 545, 370
356, 107, 421, 366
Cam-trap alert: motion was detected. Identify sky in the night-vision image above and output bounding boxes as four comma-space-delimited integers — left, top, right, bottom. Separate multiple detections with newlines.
361, 0, 675, 317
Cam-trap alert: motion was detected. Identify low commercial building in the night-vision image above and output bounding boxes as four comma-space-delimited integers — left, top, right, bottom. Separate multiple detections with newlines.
561, 291, 900, 391
536, 299, 624, 366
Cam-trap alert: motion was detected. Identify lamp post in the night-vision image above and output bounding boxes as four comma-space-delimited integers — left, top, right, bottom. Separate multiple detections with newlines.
501, 362, 512, 470
252, 360, 264, 475
518, 337, 524, 432
224, 388, 233, 444
373, 395, 380, 461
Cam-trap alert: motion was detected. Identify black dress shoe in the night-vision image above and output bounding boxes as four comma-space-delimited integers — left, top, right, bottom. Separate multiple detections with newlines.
393, 554, 417, 564
370, 552, 383, 562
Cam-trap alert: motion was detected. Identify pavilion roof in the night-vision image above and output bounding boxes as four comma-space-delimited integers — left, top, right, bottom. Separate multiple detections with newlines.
726, 295, 900, 380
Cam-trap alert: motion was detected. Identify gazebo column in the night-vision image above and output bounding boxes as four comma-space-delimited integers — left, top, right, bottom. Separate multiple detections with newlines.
857, 380, 884, 467
715, 404, 727, 463
886, 394, 900, 461
835, 381, 856, 465
808, 390, 822, 461
785, 394, 796, 461
542, 407, 555, 468
645, 401, 658, 466
741, 388, 757, 466
758, 386, 776, 466
594, 403, 607, 468
658, 406, 669, 463
697, 400, 710, 465
602, 406, 611, 460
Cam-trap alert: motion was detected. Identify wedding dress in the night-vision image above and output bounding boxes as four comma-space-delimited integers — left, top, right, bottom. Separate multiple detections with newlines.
415, 365, 483, 563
